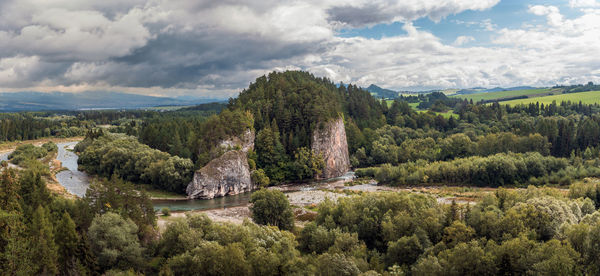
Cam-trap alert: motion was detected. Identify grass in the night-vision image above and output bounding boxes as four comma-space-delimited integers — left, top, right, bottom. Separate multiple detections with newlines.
500, 91, 600, 106
451, 88, 553, 102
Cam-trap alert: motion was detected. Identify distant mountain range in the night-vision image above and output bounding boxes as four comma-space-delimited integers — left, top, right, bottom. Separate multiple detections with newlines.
0, 91, 222, 112
455, 86, 537, 95
366, 84, 540, 98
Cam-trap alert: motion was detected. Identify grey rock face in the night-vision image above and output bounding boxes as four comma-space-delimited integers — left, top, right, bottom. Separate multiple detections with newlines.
186, 150, 253, 199
312, 117, 350, 179
186, 130, 255, 199
218, 129, 254, 153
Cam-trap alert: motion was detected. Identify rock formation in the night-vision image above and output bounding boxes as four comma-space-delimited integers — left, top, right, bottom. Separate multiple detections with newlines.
311, 117, 350, 179
186, 129, 255, 199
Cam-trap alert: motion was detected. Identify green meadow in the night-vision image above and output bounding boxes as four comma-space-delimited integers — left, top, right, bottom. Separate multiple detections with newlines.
451, 88, 553, 102
501, 91, 600, 106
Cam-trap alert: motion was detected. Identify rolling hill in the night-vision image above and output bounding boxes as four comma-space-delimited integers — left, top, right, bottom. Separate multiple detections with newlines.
366, 84, 399, 99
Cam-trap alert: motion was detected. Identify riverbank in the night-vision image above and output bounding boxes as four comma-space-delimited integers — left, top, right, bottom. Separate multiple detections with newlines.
0, 137, 84, 199
0, 136, 84, 153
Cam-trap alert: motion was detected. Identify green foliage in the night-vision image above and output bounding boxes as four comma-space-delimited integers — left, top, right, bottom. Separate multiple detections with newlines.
78, 133, 194, 193
251, 169, 270, 188
161, 207, 171, 217
30, 206, 59, 275
290, 147, 325, 181
8, 143, 51, 166
88, 212, 143, 271
249, 189, 294, 231
0, 169, 20, 212
0, 112, 87, 142
373, 152, 591, 187
82, 176, 156, 238
316, 192, 443, 250
55, 212, 80, 274
161, 214, 301, 275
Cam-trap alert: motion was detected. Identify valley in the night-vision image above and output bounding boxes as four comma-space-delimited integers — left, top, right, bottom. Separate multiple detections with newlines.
3, 72, 600, 275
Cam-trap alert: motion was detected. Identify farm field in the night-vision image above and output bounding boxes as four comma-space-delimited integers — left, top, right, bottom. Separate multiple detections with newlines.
451, 88, 553, 102
501, 90, 600, 106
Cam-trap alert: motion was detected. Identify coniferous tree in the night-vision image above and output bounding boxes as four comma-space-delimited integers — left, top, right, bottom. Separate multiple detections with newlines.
0, 169, 20, 212
30, 206, 59, 275
55, 212, 80, 274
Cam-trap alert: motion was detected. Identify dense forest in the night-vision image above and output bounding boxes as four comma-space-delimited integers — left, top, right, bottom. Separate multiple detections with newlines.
4, 160, 600, 274
5, 72, 600, 274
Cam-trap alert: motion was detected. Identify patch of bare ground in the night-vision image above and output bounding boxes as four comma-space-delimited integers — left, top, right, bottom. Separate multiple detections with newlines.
45, 151, 76, 199
284, 190, 347, 206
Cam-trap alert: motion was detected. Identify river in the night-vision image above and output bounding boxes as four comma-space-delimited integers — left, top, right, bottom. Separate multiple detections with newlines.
55, 142, 90, 197
50, 141, 256, 211
0, 151, 9, 161
3, 141, 356, 211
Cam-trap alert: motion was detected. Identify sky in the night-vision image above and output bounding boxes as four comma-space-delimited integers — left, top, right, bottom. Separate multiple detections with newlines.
0, 0, 599, 98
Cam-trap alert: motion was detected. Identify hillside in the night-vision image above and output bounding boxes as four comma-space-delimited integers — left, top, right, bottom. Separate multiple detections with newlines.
451, 88, 555, 102
366, 84, 399, 99
0, 91, 220, 112
501, 90, 600, 106
226, 71, 384, 182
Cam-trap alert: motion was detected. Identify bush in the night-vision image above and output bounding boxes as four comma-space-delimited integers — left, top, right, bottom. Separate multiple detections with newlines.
249, 189, 294, 231
161, 207, 171, 217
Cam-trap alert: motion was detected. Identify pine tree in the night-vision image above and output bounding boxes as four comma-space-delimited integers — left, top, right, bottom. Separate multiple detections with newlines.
30, 206, 59, 275
0, 169, 20, 212
18, 170, 50, 217
446, 200, 459, 226
55, 212, 80, 274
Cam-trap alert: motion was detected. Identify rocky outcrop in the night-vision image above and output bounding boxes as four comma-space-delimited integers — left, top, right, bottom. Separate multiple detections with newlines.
312, 117, 350, 179
186, 130, 255, 199
218, 129, 254, 153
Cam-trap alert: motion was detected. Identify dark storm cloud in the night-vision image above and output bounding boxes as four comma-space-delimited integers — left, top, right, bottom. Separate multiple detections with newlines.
5, 0, 598, 97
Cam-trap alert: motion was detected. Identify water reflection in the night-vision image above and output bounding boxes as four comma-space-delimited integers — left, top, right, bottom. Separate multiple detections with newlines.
152, 192, 252, 211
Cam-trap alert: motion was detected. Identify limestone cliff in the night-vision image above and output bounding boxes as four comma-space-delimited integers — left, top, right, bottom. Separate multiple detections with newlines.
186, 129, 254, 199
311, 117, 350, 179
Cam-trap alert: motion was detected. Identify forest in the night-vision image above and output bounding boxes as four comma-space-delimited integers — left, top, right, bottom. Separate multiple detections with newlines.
4, 161, 600, 275
4, 71, 600, 274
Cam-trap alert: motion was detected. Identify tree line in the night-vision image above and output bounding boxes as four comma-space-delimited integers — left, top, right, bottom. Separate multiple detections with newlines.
76, 132, 194, 193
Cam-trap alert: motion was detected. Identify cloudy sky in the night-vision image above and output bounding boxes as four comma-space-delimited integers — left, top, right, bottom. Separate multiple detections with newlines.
0, 0, 599, 98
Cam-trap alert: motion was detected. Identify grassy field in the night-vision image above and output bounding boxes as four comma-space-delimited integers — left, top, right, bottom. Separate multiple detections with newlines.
451, 88, 553, 102
501, 91, 600, 106
385, 100, 457, 118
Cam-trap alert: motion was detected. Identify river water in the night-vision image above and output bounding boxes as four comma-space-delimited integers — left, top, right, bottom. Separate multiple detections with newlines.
152, 192, 253, 212
4, 141, 354, 211
51, 142, 254, 211
0, 151, 9, 161
55, 142, 90, 197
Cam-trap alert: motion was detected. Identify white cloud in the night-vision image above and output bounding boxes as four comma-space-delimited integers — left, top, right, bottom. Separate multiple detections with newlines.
453, 35, 475, 46
570, 0, 600, 8
0, 0, 599, 96
528, 5, 563, 26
